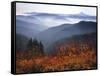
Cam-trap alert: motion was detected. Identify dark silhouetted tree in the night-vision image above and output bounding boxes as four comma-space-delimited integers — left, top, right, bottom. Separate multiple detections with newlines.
32, 38, 39, 46
27, 38, 33, 49
39, 41, 44, 55
27, 38, 44, 57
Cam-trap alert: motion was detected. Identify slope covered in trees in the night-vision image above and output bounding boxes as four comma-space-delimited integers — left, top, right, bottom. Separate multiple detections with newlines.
16, 33, 97, 73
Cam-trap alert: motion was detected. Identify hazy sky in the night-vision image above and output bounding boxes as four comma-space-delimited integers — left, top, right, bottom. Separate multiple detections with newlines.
16, 3, 96, 16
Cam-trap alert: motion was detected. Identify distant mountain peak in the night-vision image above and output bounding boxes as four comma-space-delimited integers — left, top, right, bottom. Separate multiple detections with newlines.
78, 21, 96, 24
79, 12, 87, 16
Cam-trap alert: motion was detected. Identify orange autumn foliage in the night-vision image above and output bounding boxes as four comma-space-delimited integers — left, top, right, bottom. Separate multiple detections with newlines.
16, 41, 97, 74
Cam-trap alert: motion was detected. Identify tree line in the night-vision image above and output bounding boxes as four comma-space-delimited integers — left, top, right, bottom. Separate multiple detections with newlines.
25, 38, 45, 58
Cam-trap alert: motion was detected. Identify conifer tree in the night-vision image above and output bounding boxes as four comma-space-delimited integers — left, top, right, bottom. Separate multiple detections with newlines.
32, 39, 38, 46
39, 41, 44, 54
27, 38, 33, 49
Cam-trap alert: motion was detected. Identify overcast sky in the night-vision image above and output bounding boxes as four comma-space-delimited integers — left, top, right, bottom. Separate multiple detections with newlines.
16, 3, 96, 16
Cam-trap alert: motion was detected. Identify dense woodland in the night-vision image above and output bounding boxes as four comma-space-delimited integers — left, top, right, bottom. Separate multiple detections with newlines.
16, 33, 97, 73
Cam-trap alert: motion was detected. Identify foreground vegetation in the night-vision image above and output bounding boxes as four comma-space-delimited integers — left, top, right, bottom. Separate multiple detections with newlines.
16, 44, 96, 73
16, 33, 97, 74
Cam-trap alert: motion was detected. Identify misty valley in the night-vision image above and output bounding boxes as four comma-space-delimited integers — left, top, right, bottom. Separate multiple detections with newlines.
16, 12, 97, 73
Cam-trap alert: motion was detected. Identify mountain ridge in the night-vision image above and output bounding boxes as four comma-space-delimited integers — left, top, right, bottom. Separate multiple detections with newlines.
36, 21, 96, 54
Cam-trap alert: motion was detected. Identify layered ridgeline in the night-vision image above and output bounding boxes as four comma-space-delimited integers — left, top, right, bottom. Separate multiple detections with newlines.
16, 12, 96, 38
36, 21, 96, 54
16, 15, 48, 38
16, 20, 96, 55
